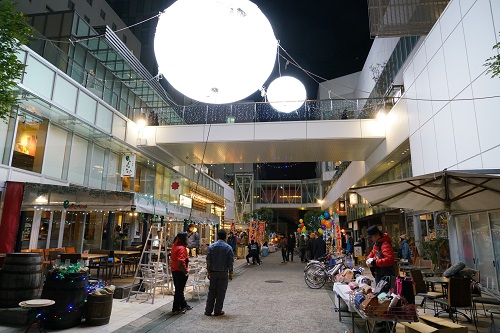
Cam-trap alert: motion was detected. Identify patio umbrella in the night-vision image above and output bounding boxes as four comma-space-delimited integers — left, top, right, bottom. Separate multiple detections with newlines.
354, 170, 500, 213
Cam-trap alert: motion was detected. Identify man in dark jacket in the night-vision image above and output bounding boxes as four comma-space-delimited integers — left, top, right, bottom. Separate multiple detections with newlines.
246, 239, 261, 265
287, 234, 296, 262
366, 225, 395, 283
312, 231, 326, 259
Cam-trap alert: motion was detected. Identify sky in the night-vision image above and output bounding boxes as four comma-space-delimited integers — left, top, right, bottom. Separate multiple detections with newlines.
245, 0, 373, 100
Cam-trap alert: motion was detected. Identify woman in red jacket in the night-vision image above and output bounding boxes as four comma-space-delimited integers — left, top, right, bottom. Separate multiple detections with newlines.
365, 225, 395, 283
170, 232, 192, 314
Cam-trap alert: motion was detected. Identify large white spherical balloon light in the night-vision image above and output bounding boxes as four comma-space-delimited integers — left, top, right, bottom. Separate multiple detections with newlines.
267, 76, 306, 113
154, 0, 277, 104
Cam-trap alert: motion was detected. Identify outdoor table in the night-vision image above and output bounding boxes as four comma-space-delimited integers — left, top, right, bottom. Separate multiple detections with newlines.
421, 270, 445, 276
80, 253, 109, 261
113, 250, 141, 277
19, 299, 55, 333
423, 276, 449, 293
333, 282, 358, 332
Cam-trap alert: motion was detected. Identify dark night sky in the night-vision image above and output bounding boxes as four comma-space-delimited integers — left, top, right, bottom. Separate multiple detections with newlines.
249, 0, 373, 100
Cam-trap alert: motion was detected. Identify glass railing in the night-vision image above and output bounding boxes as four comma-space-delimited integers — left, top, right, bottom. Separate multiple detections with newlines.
153, 97, 394, 125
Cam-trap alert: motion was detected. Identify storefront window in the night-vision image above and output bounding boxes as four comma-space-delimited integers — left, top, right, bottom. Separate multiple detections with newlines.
37, 211, 51, 248
12, 114, 47, 173
49, 211, 63, 248
63, 211, 86, 251
20, 211, 35, 250
84, 211, 105, 250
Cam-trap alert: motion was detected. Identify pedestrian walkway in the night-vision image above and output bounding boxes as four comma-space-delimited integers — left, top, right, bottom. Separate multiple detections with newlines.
117, 251, 348, 333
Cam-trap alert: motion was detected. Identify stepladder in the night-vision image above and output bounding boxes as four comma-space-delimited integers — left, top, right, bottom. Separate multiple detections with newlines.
126, 222, 173, 303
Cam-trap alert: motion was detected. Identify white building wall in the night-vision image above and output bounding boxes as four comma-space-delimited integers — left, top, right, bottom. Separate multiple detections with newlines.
218, 180, 235, 222
318, 72, 360, 100
405, 0, 500, 176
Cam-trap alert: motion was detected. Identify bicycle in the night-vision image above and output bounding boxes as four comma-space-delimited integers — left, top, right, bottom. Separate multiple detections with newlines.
304, 255, 347, 289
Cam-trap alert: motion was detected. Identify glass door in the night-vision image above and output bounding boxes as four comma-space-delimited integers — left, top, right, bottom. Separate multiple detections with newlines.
488, 211, 500, 291
470, 213, 498, 291
455, 215, 475, 268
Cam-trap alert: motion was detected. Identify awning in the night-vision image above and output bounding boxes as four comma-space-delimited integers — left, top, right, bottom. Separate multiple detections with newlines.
354, 170, 500, 214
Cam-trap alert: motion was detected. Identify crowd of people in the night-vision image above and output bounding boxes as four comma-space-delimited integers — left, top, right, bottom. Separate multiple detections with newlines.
170, 223, 412, 318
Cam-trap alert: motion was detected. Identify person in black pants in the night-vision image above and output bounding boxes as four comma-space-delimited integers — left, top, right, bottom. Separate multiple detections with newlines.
246, 239, 261, 265
287, 234, 296, 262
170, 232, 192, 314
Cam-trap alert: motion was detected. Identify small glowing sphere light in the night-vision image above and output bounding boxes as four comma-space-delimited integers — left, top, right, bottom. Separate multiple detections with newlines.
267, 76, 306, 113
154, 0, 277, 104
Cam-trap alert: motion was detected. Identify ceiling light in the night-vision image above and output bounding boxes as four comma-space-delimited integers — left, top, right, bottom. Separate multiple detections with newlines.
154, 0, 277, 104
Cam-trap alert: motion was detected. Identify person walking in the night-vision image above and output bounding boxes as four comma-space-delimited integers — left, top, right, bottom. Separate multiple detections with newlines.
170, 232, 192, 314
287, 234, 296, 262
366, 225, 395, 283
246, 239, 261, 265
205, 229, 234, 316
313, 231, 326, 259
279, 235, 288, 263
298, 235, 306, 262
227, 232, 236, 260
186, 224, 200, 257
305, 234, 314, 261
345, 231, 354, 268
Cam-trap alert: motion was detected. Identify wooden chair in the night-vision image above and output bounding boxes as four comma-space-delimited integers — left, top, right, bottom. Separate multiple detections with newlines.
434, 277, 476, 327
64, 247, 76, 254
410, 269, 444, 312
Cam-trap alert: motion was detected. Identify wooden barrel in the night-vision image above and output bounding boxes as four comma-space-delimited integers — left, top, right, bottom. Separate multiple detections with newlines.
85, 293, 113, 325
0, 252, 43, 308
41, 271, 88, 329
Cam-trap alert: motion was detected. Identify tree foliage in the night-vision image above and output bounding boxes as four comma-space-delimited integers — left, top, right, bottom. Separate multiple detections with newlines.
252, 207, 273, 222
485, 35, 500, 78
0, 1, 34, 120
303, 210, 322, 233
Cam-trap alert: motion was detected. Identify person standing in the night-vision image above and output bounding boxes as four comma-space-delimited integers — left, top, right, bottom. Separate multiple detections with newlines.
205, 229, 234, 316
287, 234, 296, 262
305, 233, 314, 261
399, 234, 411, 262
186, 224, 200, 257
279, 235, 288, 263
246, 239, 261, 265
170, 232, 192, 314
345, 231, 354, 254
366, 225, 395, 283
313, 231, 326, 260
227, 232, 236, 259
298, 235, 306, 262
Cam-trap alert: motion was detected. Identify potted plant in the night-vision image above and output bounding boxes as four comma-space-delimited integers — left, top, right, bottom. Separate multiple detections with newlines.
419, 236, 449, 270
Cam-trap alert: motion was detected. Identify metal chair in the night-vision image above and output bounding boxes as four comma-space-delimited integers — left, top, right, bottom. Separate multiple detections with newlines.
433, 277, 477, 329
410, 269, 444, 312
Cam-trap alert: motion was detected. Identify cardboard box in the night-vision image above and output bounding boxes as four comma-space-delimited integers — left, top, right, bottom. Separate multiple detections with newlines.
401, 314, 467, 333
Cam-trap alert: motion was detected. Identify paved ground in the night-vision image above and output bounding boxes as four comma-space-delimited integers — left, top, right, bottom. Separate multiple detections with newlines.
117, 251, 349, 333
1, 251, 495, 332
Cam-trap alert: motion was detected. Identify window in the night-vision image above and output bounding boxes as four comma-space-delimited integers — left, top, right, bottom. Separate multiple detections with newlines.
12, 114, 47, 173
68, 1, 74, 10
83, 15, 90, 24
86, 0, 93, 5
100, 10, 106, 20
112, 23, 117, 31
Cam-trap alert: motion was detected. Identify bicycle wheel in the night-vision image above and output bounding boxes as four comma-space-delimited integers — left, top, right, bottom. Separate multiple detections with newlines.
304, 264, 327, 289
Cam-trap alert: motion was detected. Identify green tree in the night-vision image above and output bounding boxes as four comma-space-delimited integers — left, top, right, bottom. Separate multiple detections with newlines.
303, 210, 323, 233
0, 1, 34, 120
485, 33, 500, 78
252, 207, 273, 222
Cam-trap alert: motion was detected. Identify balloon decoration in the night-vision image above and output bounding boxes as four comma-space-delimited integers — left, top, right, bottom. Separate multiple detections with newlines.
318, 228, 324, 235
325, 220, 331, 228
297, 228, 301, 233
302, 226, 306, 233
323, 211, 330, 219
299, 219, 303, 223
321, 219, 326, 225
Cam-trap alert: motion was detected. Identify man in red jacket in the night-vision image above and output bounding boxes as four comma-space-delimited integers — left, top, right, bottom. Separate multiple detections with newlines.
366, 225, 395, 283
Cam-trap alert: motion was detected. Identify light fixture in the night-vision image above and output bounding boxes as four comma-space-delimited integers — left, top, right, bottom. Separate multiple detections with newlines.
154, 0, 277, 104
267, 76, 306, 112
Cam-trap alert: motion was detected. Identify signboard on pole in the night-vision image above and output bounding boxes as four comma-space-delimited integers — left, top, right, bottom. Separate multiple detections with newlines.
120, 154, 136, 177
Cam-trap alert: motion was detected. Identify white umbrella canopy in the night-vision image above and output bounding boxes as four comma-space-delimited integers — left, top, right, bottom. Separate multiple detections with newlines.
354, 170, 500, 213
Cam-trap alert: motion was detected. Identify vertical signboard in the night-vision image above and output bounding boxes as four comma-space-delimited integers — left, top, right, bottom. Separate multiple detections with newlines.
120, 154, 136, 177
